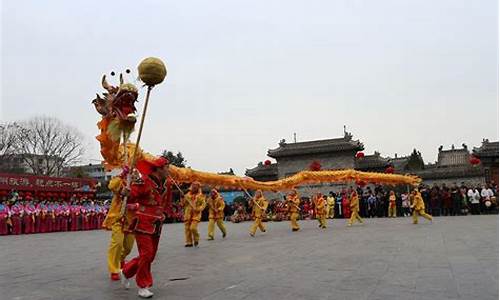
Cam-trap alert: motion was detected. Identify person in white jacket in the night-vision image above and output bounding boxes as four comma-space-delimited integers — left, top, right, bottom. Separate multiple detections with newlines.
467, 188, 481, 215
481, 186, 494, 213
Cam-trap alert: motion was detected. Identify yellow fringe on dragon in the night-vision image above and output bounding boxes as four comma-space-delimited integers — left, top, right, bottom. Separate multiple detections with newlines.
97, 139, 421, 191
168, 165, 421, 191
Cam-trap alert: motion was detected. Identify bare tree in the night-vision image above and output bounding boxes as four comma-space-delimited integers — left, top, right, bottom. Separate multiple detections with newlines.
14, 117, 85, 176
0, 122, 21, 156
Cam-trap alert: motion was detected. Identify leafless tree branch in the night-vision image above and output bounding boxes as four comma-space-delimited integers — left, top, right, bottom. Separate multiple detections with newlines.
13, 117, 86, 176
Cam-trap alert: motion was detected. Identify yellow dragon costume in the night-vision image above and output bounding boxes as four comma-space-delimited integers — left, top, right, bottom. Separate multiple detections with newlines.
92, 59, 422, 241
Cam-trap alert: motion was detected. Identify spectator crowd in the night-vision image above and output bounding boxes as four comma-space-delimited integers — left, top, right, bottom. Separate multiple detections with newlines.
223, 182, 498, 222
0, 191, 109, 235
1, 182, 497, 236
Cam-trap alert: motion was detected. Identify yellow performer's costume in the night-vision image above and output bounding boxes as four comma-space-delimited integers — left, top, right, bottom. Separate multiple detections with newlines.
314, 194, 327, 229
207, 189, 227, 240
286, 190, 301, 231
347, 190, 363, 226
181, 183, 206, 247
411, 190, 433, 224
327, 195, 335, 219
102, 176, 135, 279
249, 191, 269, 236
388, 192, 397, 218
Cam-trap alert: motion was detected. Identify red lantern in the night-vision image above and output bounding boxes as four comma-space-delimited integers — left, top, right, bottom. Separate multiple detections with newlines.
356, 152, 365, 159
264, 160, 271, 166
309, 161, 322, 171
385, 166, 395, 174
469, 156, 481, 165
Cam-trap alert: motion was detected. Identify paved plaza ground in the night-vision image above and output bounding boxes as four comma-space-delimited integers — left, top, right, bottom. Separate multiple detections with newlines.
0, 215, 498, 300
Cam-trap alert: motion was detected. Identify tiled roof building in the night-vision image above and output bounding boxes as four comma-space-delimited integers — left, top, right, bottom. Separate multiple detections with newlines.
355, 151, 389, 172
246, 134, 498, 188
473, 139, 499, 185
267, 133, 363, 159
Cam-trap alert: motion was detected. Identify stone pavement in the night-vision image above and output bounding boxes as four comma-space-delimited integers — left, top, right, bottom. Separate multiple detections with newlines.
0, 215, 497, 300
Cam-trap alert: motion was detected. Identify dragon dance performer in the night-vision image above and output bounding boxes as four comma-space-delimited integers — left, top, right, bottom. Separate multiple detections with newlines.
347, 188, 363, 226
388, 190, 397, 218
410, 188, 433, 224
180, 182, 206, 247
103, 174, 135, 281
313, 193, 327, 229
249, 190, 269, 236
327, 192, 335, 219
120, 156, 172, 299
286, 189, 301, 232
207, 189, 227, 240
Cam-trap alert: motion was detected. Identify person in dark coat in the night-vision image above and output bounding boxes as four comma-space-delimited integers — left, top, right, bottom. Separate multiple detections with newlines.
430, 185, 441, 216
420, 185, 431, 214
451, 183, 462, 216
441, 185, 452, 216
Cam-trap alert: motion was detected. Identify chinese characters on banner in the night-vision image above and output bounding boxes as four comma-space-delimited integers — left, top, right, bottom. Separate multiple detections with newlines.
0, 173, 96, 193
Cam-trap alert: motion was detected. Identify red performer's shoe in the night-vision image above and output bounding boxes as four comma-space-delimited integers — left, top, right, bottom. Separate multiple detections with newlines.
110, 273, 120, 281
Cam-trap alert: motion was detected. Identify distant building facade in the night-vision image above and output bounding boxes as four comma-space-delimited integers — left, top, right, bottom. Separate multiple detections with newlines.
66, 164, 121, 199
473, 139, 499, 185
267, 132, 364, 178
0, 154, 64, 176
395, 146, 485, 187
246, 132, 365, 197
246, 132, 499, 198
67, 163, 121, 182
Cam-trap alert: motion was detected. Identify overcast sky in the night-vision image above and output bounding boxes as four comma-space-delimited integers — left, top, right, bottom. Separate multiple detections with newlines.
1, 0, 498, 175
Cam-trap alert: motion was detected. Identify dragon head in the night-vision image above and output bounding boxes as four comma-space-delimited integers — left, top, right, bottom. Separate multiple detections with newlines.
93, 73, 138, 123
93, 72, 139, 144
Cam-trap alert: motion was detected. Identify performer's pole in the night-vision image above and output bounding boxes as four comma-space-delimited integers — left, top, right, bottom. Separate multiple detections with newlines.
169, 176, 198, 210
169, 175, 184, 194
119, 132, 130, 217
120, 86, 153, 217
131, 86, 153, 166
239, 184, 264, 210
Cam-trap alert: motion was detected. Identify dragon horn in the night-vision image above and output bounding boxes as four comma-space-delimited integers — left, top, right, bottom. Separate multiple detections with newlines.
120, 73, 124, 85
102, 75, 112, 91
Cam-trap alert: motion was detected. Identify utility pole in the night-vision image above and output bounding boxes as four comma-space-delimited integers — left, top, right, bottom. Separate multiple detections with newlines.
293, 132, 297, 143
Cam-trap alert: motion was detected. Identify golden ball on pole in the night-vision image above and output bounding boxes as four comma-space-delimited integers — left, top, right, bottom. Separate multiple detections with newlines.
138, 57, 167, 86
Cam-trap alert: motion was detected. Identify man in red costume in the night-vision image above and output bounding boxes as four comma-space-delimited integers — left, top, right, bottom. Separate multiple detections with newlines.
120, 156, 172, 299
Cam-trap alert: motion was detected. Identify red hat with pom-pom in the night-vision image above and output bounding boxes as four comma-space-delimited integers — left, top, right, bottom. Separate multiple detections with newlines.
136, 156, 169, 176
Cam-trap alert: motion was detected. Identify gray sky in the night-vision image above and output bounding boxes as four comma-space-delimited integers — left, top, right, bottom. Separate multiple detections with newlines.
1, 0, 498, 175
